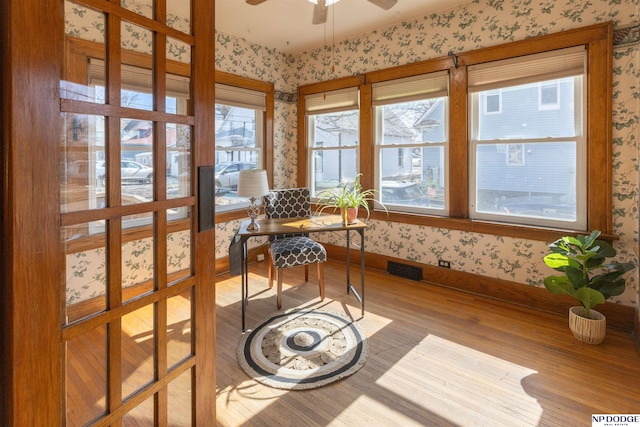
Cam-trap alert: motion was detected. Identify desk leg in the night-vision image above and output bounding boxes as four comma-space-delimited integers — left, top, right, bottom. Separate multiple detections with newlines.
345, 229, 365, 318
241, 237, 248, 332
346, 230, 351, 294
359, 228, 365, 316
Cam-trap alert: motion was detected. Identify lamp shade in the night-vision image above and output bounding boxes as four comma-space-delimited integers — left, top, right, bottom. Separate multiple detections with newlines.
237, 169, 269, 199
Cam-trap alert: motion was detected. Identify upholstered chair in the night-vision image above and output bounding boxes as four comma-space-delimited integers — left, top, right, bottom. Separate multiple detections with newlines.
264, 188, 327, 309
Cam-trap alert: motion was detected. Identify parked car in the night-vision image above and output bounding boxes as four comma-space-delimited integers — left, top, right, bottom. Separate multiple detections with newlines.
214, 162, 256, 191
381, 181, 436, 207
96, 160, 153, 185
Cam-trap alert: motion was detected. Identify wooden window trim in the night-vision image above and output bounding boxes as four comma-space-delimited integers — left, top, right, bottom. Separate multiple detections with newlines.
298, 22, 613, 242
214, 71, 274, 221
297, 75, 365, 187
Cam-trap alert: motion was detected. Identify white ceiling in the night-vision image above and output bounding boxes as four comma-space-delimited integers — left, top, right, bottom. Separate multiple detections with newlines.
215, 0, 468, 54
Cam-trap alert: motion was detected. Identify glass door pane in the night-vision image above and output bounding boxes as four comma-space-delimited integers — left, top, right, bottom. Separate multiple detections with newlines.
66, 325, 108, 426
122, 304, 156, 399
61, 0, 203, 424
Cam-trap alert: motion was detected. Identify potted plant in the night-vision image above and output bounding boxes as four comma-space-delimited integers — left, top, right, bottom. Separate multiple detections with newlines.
315, 174, 386, 225
543, 230, 634, 344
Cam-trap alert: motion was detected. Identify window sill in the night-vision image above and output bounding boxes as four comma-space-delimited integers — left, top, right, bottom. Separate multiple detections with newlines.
215, 208, 248, 223
368, 210, 616, 243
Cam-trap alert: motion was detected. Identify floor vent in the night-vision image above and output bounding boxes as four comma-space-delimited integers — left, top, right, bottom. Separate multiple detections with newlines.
387, 261, 423, 281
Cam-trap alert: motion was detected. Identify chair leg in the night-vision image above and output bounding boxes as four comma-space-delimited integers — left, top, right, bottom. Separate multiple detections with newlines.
317, 262, 325, 301
304, 264, 309, 282
277, 267, 283, 309
268, 256, 274, 289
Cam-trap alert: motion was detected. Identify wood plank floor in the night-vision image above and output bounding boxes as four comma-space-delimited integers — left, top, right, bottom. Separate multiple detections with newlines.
216, 259, 640, 427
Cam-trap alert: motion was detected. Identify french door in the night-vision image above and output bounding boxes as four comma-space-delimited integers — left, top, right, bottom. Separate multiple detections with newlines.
59, 0, 215, 425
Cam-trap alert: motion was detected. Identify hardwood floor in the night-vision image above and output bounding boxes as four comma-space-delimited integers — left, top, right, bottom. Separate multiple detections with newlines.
216, 259, 640, 427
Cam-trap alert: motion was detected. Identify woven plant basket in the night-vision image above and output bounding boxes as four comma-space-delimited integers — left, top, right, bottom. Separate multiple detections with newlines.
568, 306, 606, 345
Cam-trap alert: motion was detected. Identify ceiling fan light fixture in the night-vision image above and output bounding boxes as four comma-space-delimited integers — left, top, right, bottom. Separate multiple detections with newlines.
308, 0, 341, 5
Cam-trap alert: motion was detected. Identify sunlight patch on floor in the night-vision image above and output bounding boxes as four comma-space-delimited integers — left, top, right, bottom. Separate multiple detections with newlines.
374, 334, 542, 426
215, 272, 266, 308
329, 394, 433, 427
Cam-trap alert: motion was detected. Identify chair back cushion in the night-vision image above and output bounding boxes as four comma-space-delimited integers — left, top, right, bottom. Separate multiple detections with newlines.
264, 187, 311, 219
264, 188, 312, 240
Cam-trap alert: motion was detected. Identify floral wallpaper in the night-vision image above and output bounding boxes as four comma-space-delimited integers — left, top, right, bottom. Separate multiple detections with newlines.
214, 0, 640, 309
64, 0, 191, 62
66, 230, 192, 305
63, 0, 639, 311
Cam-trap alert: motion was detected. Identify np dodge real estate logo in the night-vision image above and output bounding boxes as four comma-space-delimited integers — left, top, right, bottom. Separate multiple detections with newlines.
593, 414, 640, 427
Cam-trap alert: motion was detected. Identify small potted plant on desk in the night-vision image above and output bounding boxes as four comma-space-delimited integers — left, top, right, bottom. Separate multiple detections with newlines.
543, 230, 635, 344
315, 174, 385, 225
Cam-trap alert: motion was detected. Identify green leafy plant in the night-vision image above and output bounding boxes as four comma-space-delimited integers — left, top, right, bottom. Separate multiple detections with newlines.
315, 174, 386, 223
543, 230, 635, 319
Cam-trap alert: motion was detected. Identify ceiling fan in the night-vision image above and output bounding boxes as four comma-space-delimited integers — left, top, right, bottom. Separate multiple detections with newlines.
245, 0, 398, 25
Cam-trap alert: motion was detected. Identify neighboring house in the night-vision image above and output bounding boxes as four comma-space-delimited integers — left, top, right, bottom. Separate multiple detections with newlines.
312, 111, 360, 185
215, 106, 258, 165
314, 109, 417, 185
378, 110, 417, 180
416, 78, 577, 199
415, 98, 446, 189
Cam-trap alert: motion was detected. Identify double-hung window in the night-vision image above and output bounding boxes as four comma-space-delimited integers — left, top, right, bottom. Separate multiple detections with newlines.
468, 46, 586, 229
215, 83, 266, 212
305, 87, 360, 198
372, 71, 449, 214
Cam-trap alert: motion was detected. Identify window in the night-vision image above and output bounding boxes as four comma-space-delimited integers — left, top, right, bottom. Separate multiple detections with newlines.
215, 83, 266, 212
469, 46, 586, 229
297, 24, 611, 240
506, 144, 524, 166
484, 90, 501, 114
539, 81, 560, 110
305, 87, 360, 198
372, 71, 449, 214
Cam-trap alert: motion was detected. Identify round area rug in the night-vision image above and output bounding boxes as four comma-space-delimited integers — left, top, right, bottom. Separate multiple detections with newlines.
237, 310, 368, 390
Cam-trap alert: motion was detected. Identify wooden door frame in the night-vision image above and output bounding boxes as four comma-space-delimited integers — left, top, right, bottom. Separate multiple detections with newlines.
0, 0, 64, 424
0, 0, 216, 424
192, 0, 217, 424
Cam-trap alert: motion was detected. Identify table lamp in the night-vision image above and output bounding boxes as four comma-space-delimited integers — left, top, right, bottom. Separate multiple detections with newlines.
237, 169, 270, 231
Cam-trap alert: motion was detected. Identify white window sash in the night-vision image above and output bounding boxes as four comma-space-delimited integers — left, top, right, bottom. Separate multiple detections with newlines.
468, 73, 586, 229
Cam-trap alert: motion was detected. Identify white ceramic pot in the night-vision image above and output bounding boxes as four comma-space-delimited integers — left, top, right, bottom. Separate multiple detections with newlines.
568, 306, 606, 345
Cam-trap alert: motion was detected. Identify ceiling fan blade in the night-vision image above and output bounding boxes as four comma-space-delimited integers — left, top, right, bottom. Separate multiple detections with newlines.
312, 0, 327, 25
367, 0, 398, 10
245, 0, 268, 5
